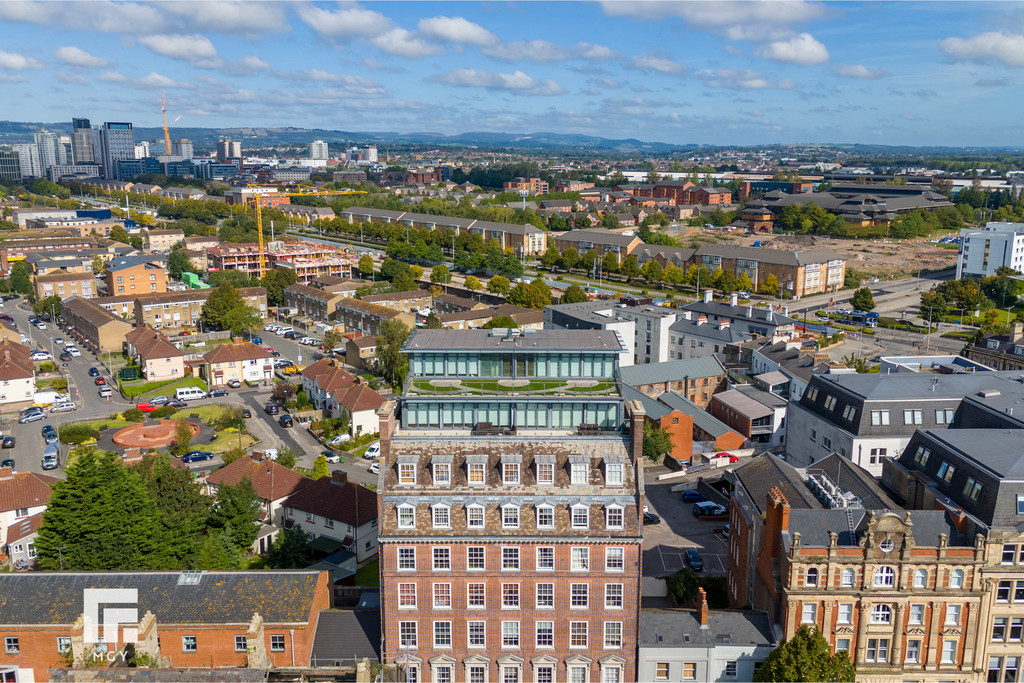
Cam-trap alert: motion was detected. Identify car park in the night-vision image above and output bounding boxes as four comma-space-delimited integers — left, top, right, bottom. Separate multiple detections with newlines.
686, 548, 704, 571
642, 511, 661, 525
368, 461, 380, 475
182, 451, 214, 463
94, 377, 106, 385
227, 380, 241, 388
362, 441, 381, 460
692, 501, 727, 517
264, 403, 279, 415
210, 389, 228, 398
50, 401, 77, 413
88, 367, 100, 376
2, 438, 14, 449
279, 415, 293, 428
18, 411, 45, 424
680, 490, 707, 503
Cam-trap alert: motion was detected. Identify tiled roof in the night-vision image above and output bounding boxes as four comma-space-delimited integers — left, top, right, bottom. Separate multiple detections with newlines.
337, 383, 385, 412
129, 326, 183, 360
0, 570, 324, 626
284, 282, 342, 303
283, 476, 378, 527
302, 359, 358, 395
361, 290, 429, 304
553, 229, 639, 247
733, 453, 822, 514
206, 456, 314, 502
62, 296, 129, 329
0, 470, 57, 513
6, 512, 43, 544
203, 341, 273, 364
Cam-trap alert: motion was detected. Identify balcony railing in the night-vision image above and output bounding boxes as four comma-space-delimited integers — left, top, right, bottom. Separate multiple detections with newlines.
405, 376, 621, 398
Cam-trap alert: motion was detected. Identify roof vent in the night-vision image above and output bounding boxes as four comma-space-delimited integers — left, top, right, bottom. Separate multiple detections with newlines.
177, 570, 204, 585
978, 389, 1001, 398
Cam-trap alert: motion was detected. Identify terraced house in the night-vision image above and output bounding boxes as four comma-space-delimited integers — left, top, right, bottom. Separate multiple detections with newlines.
379, 329, 644, 683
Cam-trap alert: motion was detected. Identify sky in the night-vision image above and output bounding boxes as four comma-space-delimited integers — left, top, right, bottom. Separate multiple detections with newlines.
0, 1, 1023, 147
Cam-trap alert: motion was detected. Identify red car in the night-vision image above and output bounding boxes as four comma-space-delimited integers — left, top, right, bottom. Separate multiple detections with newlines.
136, 402, 157, 412
94, 377, 106, 386
716, 452, 740, 463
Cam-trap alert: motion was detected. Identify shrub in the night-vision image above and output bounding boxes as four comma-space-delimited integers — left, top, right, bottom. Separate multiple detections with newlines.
59, 423, 101, 445
122, 408, 144, 422
149, 406, 176, 419
39, 362, 56, 373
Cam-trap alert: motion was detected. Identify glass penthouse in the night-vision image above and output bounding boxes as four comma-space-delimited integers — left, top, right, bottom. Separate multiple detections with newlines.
378, 328, 645, 683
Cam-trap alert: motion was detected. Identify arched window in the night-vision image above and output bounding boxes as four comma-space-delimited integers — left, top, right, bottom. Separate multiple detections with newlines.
871, 604, 892, 624
806, 568, 819, 587
913, 568, 928, 588
840, 568, 855, 587
950, 569, 965, 589
874, 566, 896, 587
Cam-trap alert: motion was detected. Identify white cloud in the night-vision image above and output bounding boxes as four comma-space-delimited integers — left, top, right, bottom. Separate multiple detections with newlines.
0, 50, 42, 70
162, 2, 289, 37
56, 72, 87, 84
756, 33, 829, 64
0, 73, 26, 83
940, 32, 1024, 67
139, 34, 219, 65
295, 3, 394, 39
97, 70, 191, 89
0, 0, 167, 32
629, 51, 687, 75
54, 46, 108, 68
418, 16, 495, 45
835, 63, 889, 80
483, 40, 568, 63
601, 0, 826, 42
220, 55, 271, 76
430, 69, 567, 95
371, 28, 445, 58
575, 42, 617, 60
698, 68, 796, 89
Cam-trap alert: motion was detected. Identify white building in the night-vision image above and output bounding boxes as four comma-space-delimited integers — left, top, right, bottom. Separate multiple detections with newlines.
0, 470, 55, 552
545, 297, 679, 365
309, 139, 328, 160
11, 143, 40, 178
956, 222, 1024, 278
34, 131, 69, 172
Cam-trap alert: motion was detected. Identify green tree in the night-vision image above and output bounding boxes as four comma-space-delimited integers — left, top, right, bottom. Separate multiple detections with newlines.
136, 452, 211, 567
918, 289, 949, 322
641, 259, 663, 283
33, 294, 62, 317
322, 328, 346, 353
208, 269, 253, 288
201, 283, 245, 330
209, 476, 261, 551
275, 445, 297, 470
376, 318, 412, 390
642, 422, 673, 463
560, 247, 580, 271
620, 255, 641, 279
36, 450, 168, 570
488, 275, 511, 295
481, 315, 519, 329
265, 525, 312, 568
850, 287, 876, 312
758, 274, 781, 297
261, 268, 298, 307
425, 312, 443, 329
392, 271, 418, 292
464, 275, 482, 291
508, 280, 552, 310
9, 262, 32, 295
271, 381, 297, 405
311, 453, 330, 480
91, 253, 106, 274
109, 225, 131, 245
540, 246, 561, 270
430, 265, 452, 285
167, 249, 195, 280
601, 251, 619, 275
194, 528, 240, 570
222, 305, 262, 336
560, 284, 589, 304
753, 625, 855, 683
171, 420, 195, 456
736, 273, 754, 293
358, 253, 374, 278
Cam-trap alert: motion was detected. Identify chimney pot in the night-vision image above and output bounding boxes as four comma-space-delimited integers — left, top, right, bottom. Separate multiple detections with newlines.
703, 290, 713, 304
698, 587, 709, 628
331, 470, 349, 485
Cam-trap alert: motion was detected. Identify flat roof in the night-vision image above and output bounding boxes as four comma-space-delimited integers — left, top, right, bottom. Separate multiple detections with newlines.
405, 328, 626, 353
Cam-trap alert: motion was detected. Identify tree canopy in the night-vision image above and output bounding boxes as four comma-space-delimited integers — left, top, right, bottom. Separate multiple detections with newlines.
376, 318, 411, 390
850, 287, 876, 312
753, 625, 855, 682
508, 280, 552, 310
560, 284, 589, 304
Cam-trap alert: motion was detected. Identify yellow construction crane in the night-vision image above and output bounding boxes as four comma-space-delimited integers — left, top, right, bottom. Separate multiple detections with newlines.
245, 184, 267, 280
161, 90, 182, 155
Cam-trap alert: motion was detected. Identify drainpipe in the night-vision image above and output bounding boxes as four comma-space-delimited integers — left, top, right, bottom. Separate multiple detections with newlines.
290, 629, 295, 667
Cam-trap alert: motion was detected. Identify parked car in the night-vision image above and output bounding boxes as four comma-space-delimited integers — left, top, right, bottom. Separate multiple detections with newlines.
279, 415, 293, 428
362, 441, 381, 460
166, 399, 186, 408
686, 548, 704, 571
642, 511, 661, 525
722, 524, 730, 538
30, 351, 51, 361
715, 452, 740, 463
59, 352, 72, 362
88, 367, 100, 377
42, 453, 59, 470
68, 348, 81, 357
250, 336, 262, 345
99, 387, 112, 398
328, 433, 351, 446
49, 401, 77, 413
693, 501, 727, 517
227, 380, 241, 388
55, 337, 64, 346
240, 408, 251, 418
265, 347, 280, 357
274, 359, 293, 369
18, 411, 45, 424
94, 377, 106, 386
680, 490, 707, 503
42, 425, 58, 444
182, 451, 214, 463
1, 457, 13, 468
368, 461, 380, 475
209, 389, 228, 398
264, 403, 279, 415
2, 437, 14, 449
136, 403, 157, 412
264, 325, 279, 333
35, 322, 46, 330
149, 395, 169, 406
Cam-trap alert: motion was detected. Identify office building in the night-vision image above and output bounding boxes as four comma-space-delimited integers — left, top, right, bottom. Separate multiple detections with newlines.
956, 222, 1024, 278
309, 140, 328, 160
0, 150, 20, 180
98, 122, 135, 179
70, 117, 94, 164
217, 138, 242, 162
379, 328, 643, 683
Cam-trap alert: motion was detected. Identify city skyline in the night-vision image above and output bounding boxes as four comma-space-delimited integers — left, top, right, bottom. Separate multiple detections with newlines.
0, 1, 1021, 147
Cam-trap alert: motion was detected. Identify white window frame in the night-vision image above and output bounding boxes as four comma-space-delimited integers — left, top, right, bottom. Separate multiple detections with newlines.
502, 504, 520, 529
536, 546, 555, 571
536, 504, 555, 529
536, 462, 554, 486
467, 504, 485, 529
398, 462, 416, 485
571, 547, 590, 572
605, 505, 624, 530
433, 462, 451, 486
605, 463, 623, 487
432, 504, 451, 529
571, 462, 589, 485
503, 462, 520, 486
605, 547, 624, 572
571, 504, 590, 530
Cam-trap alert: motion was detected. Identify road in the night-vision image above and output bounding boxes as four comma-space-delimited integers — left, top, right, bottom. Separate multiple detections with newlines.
3, 300, 378, 487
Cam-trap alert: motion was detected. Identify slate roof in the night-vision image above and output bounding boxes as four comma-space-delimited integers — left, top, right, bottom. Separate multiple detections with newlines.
203, 341, 273, 364
285, 282, 342, 303
311, 609, 381, 663
813, 452, 900, 512
0, 571, 324, 625
669, 317, 747, 343
622, 385, 671, 421
282, 477, 378, 527
620, 356, 726, 387
640, 609, 775, 648
786, 508, 964, 548
206, 456, 314, 502
553, 229, 639, 247
680, 300, 798, 328
733, 453, 823, 514
712, 388, 777, 419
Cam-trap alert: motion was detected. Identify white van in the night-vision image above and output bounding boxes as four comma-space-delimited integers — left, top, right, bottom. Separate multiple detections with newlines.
276, 326, 294, 335
175, 386, 208, 401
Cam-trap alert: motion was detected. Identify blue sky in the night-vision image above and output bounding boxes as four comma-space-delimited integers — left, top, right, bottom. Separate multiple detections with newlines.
0, 1, 1022, 147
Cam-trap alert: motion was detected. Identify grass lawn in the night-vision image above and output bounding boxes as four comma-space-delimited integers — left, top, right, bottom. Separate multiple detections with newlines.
171, 404, 230, 424
354, 559, 379, 586
71, 418, 130, 431
139, 377, 209, 399
207, 432, 255, 453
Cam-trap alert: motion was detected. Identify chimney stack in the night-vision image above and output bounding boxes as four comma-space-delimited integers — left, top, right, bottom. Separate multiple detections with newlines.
729, 293, 738, 307
746, 306, 753, 318
682, 310, 693, 321
698, 587, 709, 628
703, 290, 713, 304
1013, 321, 1024, 343
719, 320, 730, 330
331, 470, 349, 485
697, 316, 707, 326
781, 305, 789, 317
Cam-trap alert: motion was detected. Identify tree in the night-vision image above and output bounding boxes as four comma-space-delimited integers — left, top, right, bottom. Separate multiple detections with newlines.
209, 269, 253, 288
642, 422, 673, 463
919, 289, 949, 322
33, 294, 62, 317
261, 268, 298, 307
392, 271, 418, 292
9, 262, 32, 295
620, 255, 641, 279
850, 286, 876, 312
36, 450, 168, 570
758, 274, 781, 297
277, 445, 297, 469
272, 382, 297, 405
358, 253, 374, 278
601, 251, 619, 275
735, 273, 754, 293
91, 253, 105, 274
560, 247, 580, 271
171, 420, 195, 456
222, 305, 262, 336
136, 452, 211, 567
508, 280, 552, 310
311, 453, 330, 480
167, 249, 195, 280
540, 246, 561, 270
377, 318, 412, 390
488, 275, 511, 295
265, 525, 312, 568
641, 259, 663, 283
481, 315, 519, 329
209, 476, 261, 551
194, 529, 240, 570
430, 265, 452, 284
464, 275, 481, 291
425, 312, 443, 329
109, 225, 131, 245
753, 625, 855, 682
201, 283, 244, 330
560, 284, 589, 304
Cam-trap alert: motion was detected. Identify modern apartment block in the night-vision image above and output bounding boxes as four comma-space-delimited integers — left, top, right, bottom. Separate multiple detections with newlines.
955, 222, 1024, 278
379, 329, 644, 683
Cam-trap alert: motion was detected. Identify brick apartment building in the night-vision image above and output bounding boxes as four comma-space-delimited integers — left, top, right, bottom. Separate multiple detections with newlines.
502, 177, 549, 195
282, 283, 346, 323
361, 290, 432, 315
105, 258, 168, 297
334, 298, 415, 337
379, 329, 643, 683
133, 287, 266, 333
62, 296, 133, 353
206, 243, 339, 280
142, 228, 184, 252
33, 271, 95, 301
